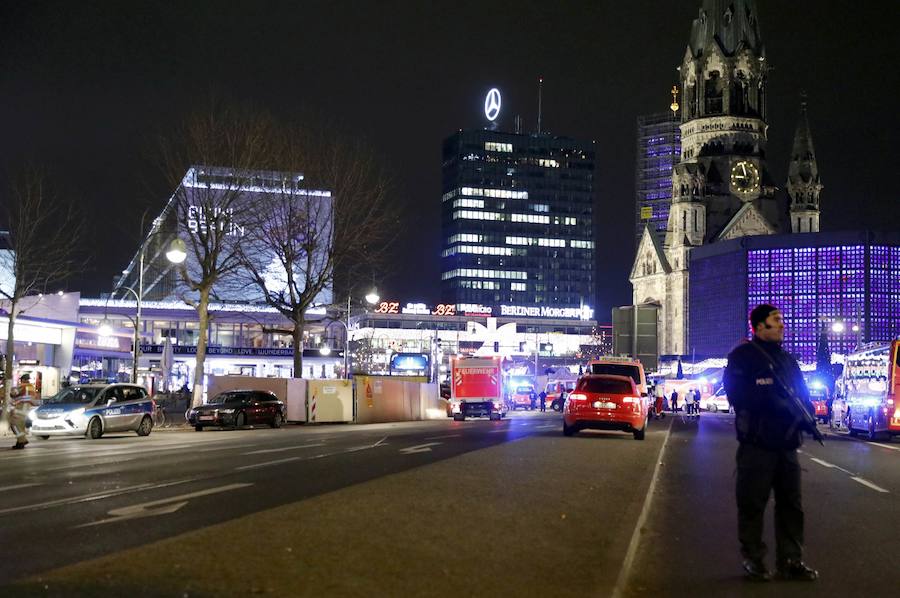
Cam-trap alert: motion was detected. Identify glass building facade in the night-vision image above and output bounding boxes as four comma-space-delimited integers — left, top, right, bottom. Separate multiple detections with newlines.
635, 112, 681, 247
440, 130, 596, 312
690, 232, 900, 363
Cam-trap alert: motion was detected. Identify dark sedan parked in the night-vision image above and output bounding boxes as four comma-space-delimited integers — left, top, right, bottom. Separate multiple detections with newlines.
186, 390, 285, 431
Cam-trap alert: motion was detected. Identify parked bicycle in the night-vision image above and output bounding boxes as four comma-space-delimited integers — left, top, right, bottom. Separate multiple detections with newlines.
152, 401, 167, 428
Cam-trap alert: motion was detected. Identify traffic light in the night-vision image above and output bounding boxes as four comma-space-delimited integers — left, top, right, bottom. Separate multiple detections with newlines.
493, 341, 500, 353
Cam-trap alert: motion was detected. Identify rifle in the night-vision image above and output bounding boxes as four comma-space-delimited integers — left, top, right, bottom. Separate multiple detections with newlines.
748, 341, 825, 446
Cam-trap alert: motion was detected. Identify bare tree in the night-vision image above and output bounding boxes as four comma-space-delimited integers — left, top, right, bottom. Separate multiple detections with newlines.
158, 101, 275, 407
238, 127, 394, 377
1, 166, 81, 421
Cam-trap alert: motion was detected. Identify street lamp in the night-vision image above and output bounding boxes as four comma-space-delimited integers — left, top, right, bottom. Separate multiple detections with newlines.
332, 289, 380, 379
108, 216, 187, 384
165, 238, 187, 264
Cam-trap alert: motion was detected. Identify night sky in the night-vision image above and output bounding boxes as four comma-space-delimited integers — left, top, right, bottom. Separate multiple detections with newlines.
1, 1, 896, 319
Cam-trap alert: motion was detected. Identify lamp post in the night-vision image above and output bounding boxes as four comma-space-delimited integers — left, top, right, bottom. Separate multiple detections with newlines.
331, 289, 379, 378
104, 219, 187, 384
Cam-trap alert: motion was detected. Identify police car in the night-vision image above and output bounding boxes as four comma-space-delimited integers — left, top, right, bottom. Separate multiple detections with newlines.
29, 383, 155, 439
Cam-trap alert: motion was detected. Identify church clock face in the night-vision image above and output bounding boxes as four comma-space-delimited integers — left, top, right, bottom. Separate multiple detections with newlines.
730, 161, 760, 196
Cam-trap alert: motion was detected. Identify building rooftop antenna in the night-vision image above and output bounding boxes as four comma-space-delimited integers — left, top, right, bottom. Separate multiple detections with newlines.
537, 77, 544, 134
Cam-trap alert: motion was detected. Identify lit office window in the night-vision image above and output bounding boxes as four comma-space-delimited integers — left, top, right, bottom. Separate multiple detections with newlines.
538, 238, 566, 247
443, 246, 514, 257
484, 142, 513, 153
448, 234, 482, 244
442, 269, 527, 281
571, 240, 594, 249
460, 187, 528, 200
511, 213, 551, 224
511, 282, 527, 291
453, 210, 504, 221
452, 198, 485, 209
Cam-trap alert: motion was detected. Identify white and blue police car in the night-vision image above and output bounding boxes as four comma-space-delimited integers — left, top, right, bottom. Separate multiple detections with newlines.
29, 383, 155, 439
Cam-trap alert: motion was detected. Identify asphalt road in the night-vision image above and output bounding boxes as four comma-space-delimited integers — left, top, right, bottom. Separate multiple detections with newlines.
0, 409, 896, 597
625, 412, 900, 597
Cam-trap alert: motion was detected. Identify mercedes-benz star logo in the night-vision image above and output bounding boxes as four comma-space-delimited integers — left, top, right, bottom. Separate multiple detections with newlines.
484, 88, 501, 122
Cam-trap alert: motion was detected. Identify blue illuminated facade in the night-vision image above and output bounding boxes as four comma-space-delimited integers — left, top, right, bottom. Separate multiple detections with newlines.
635, 112, 680, 246
689, 231, 900, 363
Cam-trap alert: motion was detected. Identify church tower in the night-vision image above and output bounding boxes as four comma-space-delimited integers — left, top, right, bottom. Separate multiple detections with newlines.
631, 0, 783, 356
787, 99, 822, 233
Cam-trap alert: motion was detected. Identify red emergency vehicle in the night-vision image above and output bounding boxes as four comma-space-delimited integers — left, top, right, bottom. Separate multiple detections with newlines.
450, 356, 506, 421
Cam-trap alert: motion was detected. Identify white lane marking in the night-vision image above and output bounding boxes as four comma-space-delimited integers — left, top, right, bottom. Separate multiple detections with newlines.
611, 418, 673, 598
195, 443, 262, 453
0, 443, 195, 463
243, 442, 325, 455
809, 457, 854, 475
235, 456, 302, 471
850, 477, 890, 493
869, 442, 900, 452
0, 483, 40, 493
0, 477, 200, 516
77, 483, 253, 528
236, 438, 389, 470
399, 442, 442, 454
489, 428, 513, 434
344, 436, 388, 453
425, 434, 461, 440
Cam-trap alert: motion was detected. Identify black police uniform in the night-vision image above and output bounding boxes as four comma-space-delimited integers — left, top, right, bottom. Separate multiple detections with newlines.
724, 337, 812, 568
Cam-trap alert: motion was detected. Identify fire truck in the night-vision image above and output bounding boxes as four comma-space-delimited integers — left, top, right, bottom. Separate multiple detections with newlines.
837, 340, 900, 440
450, 356, 505, 421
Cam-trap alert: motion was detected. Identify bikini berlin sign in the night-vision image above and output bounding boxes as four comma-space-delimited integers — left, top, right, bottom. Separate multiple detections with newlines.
484, 88, 501, 121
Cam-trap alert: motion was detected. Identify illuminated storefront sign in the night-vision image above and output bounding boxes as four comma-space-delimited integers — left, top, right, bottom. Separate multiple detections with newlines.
74, 331, 132, 353
484, 88, 501, 122
390, 353, 429, 371
369, 300, 593, 321
500, 305, 594, 320
459, 304, 493, 317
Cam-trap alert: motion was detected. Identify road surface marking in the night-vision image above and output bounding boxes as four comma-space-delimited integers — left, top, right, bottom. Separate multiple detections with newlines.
243, 442, 325, 455
850, 477, 889, 493
237, 438, 388, 469
611, 418, 673, 598
195, 443, 262, 453
425, 434, 460, 440
235, 456, 302, 470
0, 477, 201, 516
0, 483, 39, 492
869, 442, 900, 452
809, 457, 854, 475
344, 436, 388, 453
77, 483, 253, 527
399, 442, 441, 454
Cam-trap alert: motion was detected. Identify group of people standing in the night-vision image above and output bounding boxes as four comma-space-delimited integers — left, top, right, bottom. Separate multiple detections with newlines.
666, 387, 702, 415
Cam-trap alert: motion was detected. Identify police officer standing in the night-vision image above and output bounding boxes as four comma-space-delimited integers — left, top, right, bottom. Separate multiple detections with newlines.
724, 304, 818, 582
9, 373, 39, 450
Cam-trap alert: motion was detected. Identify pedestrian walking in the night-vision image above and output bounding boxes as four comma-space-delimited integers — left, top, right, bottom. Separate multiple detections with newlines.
539, 390, 547, 412
724, 304, 819, 582
670, 389, 679, 412
9, 374, 40, 450
684, 388, 695, 417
